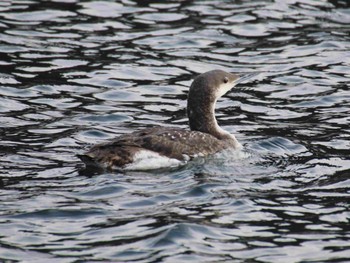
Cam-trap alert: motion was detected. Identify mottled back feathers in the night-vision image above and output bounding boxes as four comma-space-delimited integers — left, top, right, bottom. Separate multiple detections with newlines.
84, 127, 234, 169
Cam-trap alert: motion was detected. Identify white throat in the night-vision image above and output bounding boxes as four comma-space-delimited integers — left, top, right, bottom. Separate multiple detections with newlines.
216, 81, 238, 98
211, 95, 242, 149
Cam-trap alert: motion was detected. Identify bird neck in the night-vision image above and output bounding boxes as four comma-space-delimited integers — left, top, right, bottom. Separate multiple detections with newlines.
187, 96, 238, 143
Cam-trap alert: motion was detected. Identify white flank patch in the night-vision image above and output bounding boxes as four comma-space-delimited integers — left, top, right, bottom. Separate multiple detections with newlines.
118, 148, 248, 171
122, 150, 184, 171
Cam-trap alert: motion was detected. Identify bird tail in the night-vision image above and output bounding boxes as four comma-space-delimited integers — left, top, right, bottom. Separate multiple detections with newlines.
77, 154, 102, 168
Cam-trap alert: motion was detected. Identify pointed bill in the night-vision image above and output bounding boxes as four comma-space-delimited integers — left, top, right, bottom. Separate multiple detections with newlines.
233, 72, 260, 84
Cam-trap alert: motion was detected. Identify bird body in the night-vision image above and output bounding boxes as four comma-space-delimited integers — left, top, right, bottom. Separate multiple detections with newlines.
80, 70, 256, 170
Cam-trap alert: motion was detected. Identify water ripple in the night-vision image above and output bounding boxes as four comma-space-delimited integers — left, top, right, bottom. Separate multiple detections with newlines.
0, 0, 349, 262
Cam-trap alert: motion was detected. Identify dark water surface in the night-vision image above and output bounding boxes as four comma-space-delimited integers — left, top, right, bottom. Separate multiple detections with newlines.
1, 0, 350, 262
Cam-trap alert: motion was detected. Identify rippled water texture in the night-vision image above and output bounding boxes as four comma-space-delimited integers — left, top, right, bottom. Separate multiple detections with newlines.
1, 0, 350, 262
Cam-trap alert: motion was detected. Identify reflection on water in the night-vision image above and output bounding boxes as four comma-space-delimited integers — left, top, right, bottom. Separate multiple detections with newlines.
0, 0, 349, 262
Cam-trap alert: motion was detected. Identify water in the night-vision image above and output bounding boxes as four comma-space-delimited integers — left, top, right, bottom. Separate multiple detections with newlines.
0, 0, 349, 262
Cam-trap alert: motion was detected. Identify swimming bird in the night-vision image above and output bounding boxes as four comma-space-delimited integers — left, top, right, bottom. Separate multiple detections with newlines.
80, 69, 256, 170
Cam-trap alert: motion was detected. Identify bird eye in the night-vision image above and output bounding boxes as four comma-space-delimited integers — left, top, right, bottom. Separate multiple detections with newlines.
223, 77, 229, 83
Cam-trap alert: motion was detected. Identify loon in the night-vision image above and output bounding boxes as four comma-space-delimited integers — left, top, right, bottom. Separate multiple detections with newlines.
80, 70, 256, 170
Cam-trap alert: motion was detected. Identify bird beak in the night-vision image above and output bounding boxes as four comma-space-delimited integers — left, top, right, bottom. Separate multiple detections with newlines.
233, 72, 260, 84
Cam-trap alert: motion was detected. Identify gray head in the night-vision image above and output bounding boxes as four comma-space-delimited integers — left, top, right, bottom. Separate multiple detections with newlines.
187, 69, 255, 143
188, 70, 241, 104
